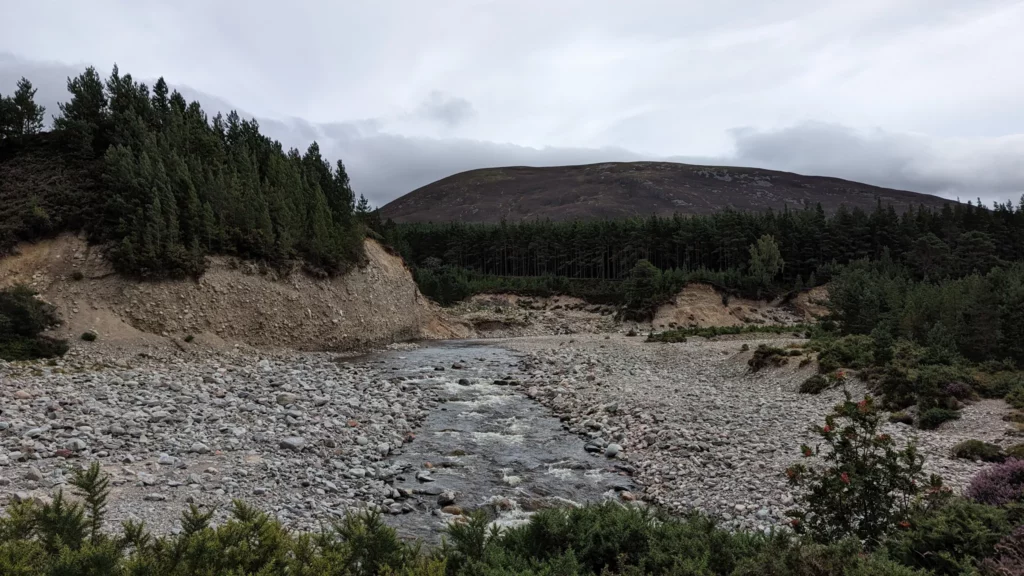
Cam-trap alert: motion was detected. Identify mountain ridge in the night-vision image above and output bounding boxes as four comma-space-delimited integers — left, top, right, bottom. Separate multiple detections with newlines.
380, 161, 955, 223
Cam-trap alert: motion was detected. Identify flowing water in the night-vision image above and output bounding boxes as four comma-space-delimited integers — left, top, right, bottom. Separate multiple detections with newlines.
351, 341, 634, 541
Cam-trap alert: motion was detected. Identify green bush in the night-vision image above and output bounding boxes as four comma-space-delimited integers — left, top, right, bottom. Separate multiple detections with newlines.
70, 270, 84, 281
975, 372, 1024, 399
886, 497, 1010, 576
0, 463, 955, 576
1006, 444, 1024, 460
800, 374, 830, 394
748, 344, 792, 372
889, 411, 914, 425
0, 285, 68, 361
648, 323, 811, 342
183, 334, 194, 343
80, 331, 97, 342
952, 440, 1006, 463
1006, 383, 1024, 410
813, 335, 874, 374
785, 392, 933, 547
918, 408, 961, 430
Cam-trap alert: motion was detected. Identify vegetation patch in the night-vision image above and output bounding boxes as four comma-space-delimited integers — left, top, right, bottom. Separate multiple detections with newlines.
0, 285, 68, 361
951, 440, 1006, 463
917, 407, 961, 430
748, 344, 801, 373
648, 323, 811, 342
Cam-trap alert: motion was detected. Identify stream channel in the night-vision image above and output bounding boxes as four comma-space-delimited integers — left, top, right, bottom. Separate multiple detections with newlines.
346, 340, 636, 541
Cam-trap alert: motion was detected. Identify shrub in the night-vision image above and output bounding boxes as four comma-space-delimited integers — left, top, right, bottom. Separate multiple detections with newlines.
918, 408, 960, 430
1006, 383, 1024, 410
71, 270, 84, 281
966, 459, 1024, 507
814, 334, 874, 374
0, 463, 959, 576
0, 285, 68, 361
952, 440, 1006, 463
979, 525, 1024, 576
80, 331, 97, 342
976, 372, 1024, 399
889, 411, 914, 425
785, 392, 933, 547
740, 343, 750, 352
748, 344, 791, 372
800, 374, 830, 394
1006, 444, 1024, 460
183, 334, 194, 343
886, 497, 1010, 576
943, 381, 974, 401
647, 323, 811, 342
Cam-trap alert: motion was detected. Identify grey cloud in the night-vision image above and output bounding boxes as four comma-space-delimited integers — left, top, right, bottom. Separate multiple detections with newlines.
728, 123, 1024, 206
413, 91, 475, 128
4, 54, 1023, 210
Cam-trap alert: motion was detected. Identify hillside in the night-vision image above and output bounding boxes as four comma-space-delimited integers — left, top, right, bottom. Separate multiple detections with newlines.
380, 162, 954, 223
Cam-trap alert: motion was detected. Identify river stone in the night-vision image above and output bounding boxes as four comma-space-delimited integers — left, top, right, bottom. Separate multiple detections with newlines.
605, 443, 622, 458
280, 437, 305, 451
13, 390, 32, 400
24, 467, 43, 481
437, 490, 457, 507
190, 442, 211, 454
276, 393, 299, 406
355, 436, 368, 446
65, 438, 87, 452
458, 378, 471, 386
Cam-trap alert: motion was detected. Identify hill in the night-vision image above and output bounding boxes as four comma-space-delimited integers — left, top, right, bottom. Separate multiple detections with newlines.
380, 162, 955, 223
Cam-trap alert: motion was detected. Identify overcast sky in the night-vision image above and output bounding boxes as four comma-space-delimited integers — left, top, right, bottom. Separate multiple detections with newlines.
2, 0, 1023, 207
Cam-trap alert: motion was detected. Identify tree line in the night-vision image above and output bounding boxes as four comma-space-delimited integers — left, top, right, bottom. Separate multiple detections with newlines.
2, 67, 371, 277
385, 199, 1024, 305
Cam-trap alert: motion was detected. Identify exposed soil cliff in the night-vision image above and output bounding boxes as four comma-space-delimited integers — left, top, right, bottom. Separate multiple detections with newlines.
0, 234, 469, 351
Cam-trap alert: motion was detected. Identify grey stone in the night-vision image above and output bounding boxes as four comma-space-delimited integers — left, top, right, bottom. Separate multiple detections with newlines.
280, 437, 305, 451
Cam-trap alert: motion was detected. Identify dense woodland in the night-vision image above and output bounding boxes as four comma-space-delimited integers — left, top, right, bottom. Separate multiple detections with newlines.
1, 66, 368, 277
386, 199, 1024, 307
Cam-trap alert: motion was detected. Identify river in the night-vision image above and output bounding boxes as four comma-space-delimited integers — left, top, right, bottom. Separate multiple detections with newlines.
344, 340, 636, 541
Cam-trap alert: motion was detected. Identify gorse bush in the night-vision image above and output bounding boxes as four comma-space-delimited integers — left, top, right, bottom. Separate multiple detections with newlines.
0, 284, 68, 360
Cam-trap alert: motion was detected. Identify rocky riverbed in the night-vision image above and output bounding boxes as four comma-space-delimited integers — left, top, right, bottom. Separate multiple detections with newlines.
505, 333, 1017, 532
1, 334, 1015, 539
0, 340, 627, 540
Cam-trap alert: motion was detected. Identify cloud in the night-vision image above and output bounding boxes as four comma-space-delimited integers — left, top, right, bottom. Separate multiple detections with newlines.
3, 53, 1023, 209
727, 123, 1024, 205
413, 91, 475, 128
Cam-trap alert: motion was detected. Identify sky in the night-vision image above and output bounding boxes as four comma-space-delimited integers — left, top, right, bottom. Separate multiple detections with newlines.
2, 0, 1023, 207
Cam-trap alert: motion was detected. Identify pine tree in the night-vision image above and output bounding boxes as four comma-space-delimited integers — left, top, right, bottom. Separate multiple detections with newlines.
12, 77, 45, 134
53, 66, 109, 153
